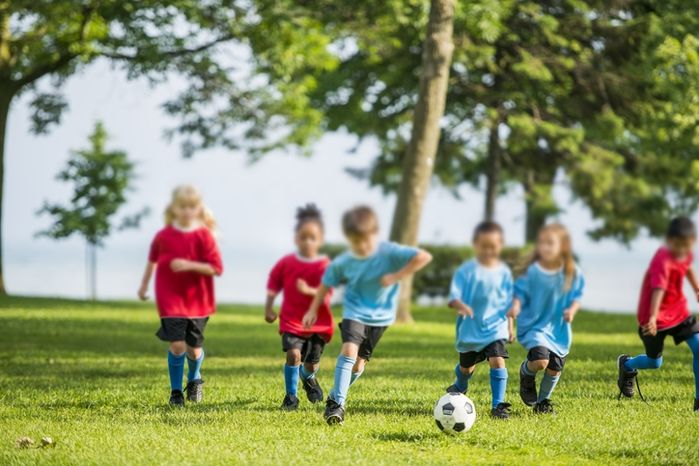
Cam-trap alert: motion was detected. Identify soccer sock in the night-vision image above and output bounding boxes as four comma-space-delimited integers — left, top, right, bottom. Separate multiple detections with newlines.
167, 351, 186, 391
489, 368, 508, 408
624, 354, 663, 371
284, 364, 300, 396
685, 333, 699, 399
186, 349, 205, 382
300, 365, 318, 381
329, 355, 356, 406
521, 361, 536, 377
538, 372, 560, 402
350, 370, 364, 386
453, 364, 473, 393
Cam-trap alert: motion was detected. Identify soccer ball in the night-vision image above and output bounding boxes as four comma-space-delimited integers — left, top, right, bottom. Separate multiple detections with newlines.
433, 392, 476, 434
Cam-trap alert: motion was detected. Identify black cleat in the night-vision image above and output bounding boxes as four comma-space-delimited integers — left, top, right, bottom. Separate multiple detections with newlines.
694, 399, 699, 412
491, 402, 512, 420
301, 376, 324, 403
185, 379, 204, 403
281, 394, 300, 411
533, 398, 555, 414
617, 354, 637, 399
169, 389, 185, 407
445, 384, 465, 394
324, 398, 345, 425
519, 364, 537, 407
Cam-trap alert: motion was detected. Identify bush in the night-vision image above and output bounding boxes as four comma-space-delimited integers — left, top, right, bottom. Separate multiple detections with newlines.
320, 243, 531, 300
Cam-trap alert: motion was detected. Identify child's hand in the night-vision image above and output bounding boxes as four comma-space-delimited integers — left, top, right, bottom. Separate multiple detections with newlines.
170, 258, 191, 272
302, 310, 318, 329
506, 307, 519, 320
642, 317, 658, 336
264, 307, 278, 323
456, 303, 474, 318
380, 273, 399, 287
296, 278, 313, 296
507, 317, 515, 343
563, 307, 576, 323
137, 284, 149, 301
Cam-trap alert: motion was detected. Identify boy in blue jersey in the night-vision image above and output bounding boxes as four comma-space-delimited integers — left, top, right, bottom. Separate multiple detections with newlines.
446, 221, 514, 419
303, 205, 432, 425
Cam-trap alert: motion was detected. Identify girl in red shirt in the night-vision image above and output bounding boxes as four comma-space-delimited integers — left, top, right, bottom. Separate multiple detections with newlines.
265, 204, 334, 410
138, 185, 223, 407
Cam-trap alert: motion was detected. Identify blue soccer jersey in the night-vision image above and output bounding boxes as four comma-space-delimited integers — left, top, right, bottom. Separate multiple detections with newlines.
322, 241, 419, 326
449, 259, 513, 353
514, 262, 585, 357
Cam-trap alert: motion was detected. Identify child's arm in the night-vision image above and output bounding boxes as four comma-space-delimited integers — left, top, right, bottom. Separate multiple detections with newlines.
507, 298, 521, 320
302, 284, 330, 328
264, 291, 278, 323
297, 279, 318, 297
170, 259, 219, 276
138, 262, 156, 300
507, 315, 515, 343
563, 301, 581, 323
687, 267, 699, 301
448, 299, 474, 318
380, 249, 433, 287
642, 289, 665, 336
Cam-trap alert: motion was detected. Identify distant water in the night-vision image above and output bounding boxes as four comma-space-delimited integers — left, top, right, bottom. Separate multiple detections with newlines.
7, 241, 699, 314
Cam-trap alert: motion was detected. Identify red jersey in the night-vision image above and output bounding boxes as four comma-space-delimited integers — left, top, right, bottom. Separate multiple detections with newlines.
149, 226, 223, 318
267, 254, 334, 341
637, 247, 693, 330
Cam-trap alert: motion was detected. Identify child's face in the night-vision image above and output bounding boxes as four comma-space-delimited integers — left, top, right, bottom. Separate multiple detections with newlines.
666, 236, 695, 260
347, 232, 378, 258
295, 222, 323, 258
537, 230, 562, 264
172, 201, 201, 227
473, 231, 503, 265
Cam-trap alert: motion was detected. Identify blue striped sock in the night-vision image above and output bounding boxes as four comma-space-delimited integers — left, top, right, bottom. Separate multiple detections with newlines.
538, 372, 560, 402
490, 368, 508, 408
167, 351, 186, 391
284, 365, 300, 396
453, 364, 473, 393
329, 355, 356, 405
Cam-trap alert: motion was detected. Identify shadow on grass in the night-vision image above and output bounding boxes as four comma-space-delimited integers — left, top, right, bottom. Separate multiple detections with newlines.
373, 431, 443, 443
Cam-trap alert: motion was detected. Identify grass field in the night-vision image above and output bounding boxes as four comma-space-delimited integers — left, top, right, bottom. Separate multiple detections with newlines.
1, 296, 698, 465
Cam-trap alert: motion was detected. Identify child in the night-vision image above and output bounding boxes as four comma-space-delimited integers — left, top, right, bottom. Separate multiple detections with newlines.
302, 205, 432, 425
138, 185, 223, 406
617, 217, 699, 411
446, 221, 514, 419
508, 223, 584, 414
265, 204, 334, 411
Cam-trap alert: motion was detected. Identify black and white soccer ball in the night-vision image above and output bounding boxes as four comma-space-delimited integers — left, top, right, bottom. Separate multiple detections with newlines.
433, 392, 476, 434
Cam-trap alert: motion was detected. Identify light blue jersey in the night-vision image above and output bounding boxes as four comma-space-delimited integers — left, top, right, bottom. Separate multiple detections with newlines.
449, 259, 513, 353
514, 262, 585, 357
322, 241, 419, 326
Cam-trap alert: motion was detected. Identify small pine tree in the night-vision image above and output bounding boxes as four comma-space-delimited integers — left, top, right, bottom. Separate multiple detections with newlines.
37, 122, 148, 300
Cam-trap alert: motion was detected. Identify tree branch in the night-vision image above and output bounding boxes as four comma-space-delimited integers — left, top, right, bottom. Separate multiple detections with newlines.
99, 34, 234, 61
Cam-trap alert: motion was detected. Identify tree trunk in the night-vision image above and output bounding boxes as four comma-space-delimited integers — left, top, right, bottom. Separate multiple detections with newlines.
389, 0, 455, 323
86, 241, 97, 300
523, 168, 556, 243
0, 88, 13, 295
484, 119, 502, 221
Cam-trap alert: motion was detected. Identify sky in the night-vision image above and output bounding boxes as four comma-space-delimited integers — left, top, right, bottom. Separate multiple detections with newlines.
5, 59, 697, 313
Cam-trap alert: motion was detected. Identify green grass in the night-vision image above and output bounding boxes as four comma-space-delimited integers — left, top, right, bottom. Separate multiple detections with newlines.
1, 296, 698, 465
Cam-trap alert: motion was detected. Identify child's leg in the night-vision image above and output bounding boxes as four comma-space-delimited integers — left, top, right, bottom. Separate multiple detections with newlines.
350, 358, 366, 386
349, 325, 387, 387
329, 342, 359, 405
168, 341, 187, 391
301, 362, 319, 380
186, 345, 205, 382
538, 353, 565, 402
488, 357, 507, 408
284, 348, 302, 396
685, 333, 699, 400
453, 363, 476, 393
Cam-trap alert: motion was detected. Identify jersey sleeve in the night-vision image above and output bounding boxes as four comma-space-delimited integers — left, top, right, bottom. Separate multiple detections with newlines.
322, 258, 344, 288
148, 233, 160, 263
387, 242, 419, 271
201, 230, 223, 275
648, 254, 670, 290
448, 267, 467, 303
502, 268, 514, 312
267, 258, 285, 293
513, 272, 530, 307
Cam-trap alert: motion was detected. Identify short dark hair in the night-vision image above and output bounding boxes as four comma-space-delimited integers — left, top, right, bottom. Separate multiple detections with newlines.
667, 216, 696, 239
295, 203, 323, 231
472, 220, 504, 242
342, 205, 379, 237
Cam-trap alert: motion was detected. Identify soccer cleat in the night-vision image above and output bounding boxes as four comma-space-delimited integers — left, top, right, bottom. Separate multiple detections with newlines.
694, 399, 699, 412
519, 364, 537, 406
617, 354, 637, 399
169, 389, 185, 407
281, 394, 300, 411
490, 402, 512, 420
324, 398, 345, 425
445, 384, 465, 394
301, 376, 324, 403
533, 398, 555, 414
185, 379, 204, 403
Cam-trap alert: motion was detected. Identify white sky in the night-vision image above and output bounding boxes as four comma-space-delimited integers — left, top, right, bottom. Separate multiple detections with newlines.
5, 60, 696, 312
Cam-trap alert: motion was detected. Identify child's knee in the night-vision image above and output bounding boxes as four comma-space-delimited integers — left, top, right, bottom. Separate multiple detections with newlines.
353, 358, 367, 373
170, 341, 186, 355
286, 349, 302, 366
545, 368, 561, 377
341, 342, 359, 359
186, 345, 202, 359
303, 361, 318, 373
488, 357, 506, 369
529, 359, 549, 372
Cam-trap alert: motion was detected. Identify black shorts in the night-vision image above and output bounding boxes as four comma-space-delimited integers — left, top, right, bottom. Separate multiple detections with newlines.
156, 317, 209, 347
527, 346, 566, 372
281, 333, 327, 364
639, 316, 699, 359
459, 340, 509, 368
340, 319, 388, 361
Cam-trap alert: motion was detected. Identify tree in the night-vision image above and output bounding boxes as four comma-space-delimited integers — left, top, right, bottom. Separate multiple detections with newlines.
389, 0, 454, 322
37, 122, 146, 300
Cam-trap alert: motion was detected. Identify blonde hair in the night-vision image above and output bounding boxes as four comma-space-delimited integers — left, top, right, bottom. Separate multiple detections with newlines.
521, 223, 576, 291
164, 184, 217, 232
